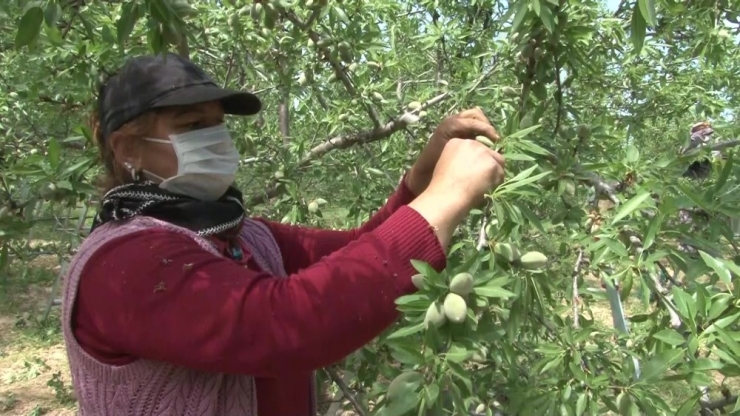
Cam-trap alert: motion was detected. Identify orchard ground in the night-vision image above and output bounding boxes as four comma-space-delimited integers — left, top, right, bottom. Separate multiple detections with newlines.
0, 210, 736, 415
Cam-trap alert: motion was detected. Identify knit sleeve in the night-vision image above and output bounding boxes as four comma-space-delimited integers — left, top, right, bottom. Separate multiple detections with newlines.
255, 175, 418, 274
73, 206, 446, 377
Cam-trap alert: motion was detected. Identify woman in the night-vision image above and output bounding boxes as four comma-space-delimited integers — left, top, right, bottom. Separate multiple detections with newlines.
61, 52, 505, 415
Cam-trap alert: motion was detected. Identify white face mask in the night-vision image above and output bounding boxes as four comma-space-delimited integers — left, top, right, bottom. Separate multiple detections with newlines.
143, 124, 241, 201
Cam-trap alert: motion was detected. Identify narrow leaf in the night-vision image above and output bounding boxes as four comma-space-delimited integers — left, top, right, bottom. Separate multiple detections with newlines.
652, 329, 685, 346
630, 2, 647, 54
638, 0, 658, 26
698, 251, 731, 285
15, 6, 44, 49
611, 191, 653, 225
47, 138, 61, 170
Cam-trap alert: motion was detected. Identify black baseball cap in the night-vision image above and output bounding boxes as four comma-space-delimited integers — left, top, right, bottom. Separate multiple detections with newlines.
98, 52, 262, 140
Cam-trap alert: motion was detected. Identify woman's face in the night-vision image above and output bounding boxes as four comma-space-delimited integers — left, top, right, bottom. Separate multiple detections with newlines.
110, 100, 225, 180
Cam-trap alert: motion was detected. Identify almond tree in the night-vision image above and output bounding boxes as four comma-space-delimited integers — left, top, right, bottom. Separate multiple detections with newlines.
2, 0, 740, 414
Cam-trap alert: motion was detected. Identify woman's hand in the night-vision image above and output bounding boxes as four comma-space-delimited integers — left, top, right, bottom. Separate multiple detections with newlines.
408, 138, 505, 248
405, 107, 500, 195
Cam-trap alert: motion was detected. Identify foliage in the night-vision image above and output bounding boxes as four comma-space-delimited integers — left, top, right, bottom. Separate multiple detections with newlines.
2, 0, 740, 414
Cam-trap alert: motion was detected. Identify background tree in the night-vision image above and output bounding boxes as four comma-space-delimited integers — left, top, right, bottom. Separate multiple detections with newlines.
1, 0, 740, 415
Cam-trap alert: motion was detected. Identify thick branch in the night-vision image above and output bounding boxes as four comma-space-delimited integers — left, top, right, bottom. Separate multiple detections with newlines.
246, 93, 450, 207
682, 139, 740, 156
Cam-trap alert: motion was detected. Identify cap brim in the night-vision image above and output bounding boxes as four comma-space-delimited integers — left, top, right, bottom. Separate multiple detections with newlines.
152, 84, 262, 115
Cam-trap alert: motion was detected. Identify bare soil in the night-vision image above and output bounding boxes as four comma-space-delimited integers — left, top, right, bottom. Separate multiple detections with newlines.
0, 253, 76, 416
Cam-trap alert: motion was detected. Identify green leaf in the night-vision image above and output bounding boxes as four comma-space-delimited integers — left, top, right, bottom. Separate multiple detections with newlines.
0, 244, 8, 273
502, 152, 536, 161
671, 286, 697, 324
575, 392, 588, 416
715, 327, 740, 357
510, 0, 530, 35
639, 349, 684, 383
689, 358, 724, 372
611, 191, 653, 225
721, 258, 740, 280
713, 151, 733, 194
698, 251, 731, 285
676, 183, 712, 212
423, 383, 440, 407
410, 259, 439, 280
638, 0, 658, 26
332, 5, 350, 25
388, 342, 426, 365
474, 284, 516, 299
652, 329, 685, 346
55, 180, 73, 191
531, 0, 541, 16
706, 294, 733, 321
15, 6, 44, 49
445, 362, 473, 395
44, 2, 62, 27
625, 144, 640, 163
47, 138, 60, 170
538, 4, 555, 33
676, 395, 700, 416
630, 1, 647, 54
540, 354, 563, 374
444, 344, 473, 363
514, 138, 552, 156
382, 391, 420, 416
507, 124, 543, 140
395, 293, 426, 306
642, 213, 661, 250
148, 0, 173, 23
117, 3, 141, 45
386, 322, 424, 340
617, 391, 632, 415
495, 165, 551, 195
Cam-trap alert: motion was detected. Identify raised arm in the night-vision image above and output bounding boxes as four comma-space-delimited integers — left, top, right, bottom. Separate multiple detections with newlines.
72, 137, 504, 378
256, 176, 417, 274
73, 206, 448, 377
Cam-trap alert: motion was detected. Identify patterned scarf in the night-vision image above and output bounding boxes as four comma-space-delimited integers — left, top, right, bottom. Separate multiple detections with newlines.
90, 181, 245, 237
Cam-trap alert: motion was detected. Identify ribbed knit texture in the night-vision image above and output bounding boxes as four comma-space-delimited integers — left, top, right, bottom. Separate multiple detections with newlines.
60, 216, 313, 416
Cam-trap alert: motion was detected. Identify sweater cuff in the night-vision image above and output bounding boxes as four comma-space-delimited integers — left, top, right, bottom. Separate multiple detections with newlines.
373, 206, 447, 293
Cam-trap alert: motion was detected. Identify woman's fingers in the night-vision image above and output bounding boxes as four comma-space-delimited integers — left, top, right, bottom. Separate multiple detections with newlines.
458, 107, 490, 123
450, 117, 501, 142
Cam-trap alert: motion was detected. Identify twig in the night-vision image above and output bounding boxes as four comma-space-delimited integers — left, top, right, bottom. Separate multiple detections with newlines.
476, 216, 488, 251
323, 378, 345, 416
325, 367, 368, 416
644, 268, 682, 330
572, 248, 584, 328
655, 262, 682, 289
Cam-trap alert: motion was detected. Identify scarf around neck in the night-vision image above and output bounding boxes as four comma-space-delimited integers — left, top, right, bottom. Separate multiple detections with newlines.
90, 181, 246, 237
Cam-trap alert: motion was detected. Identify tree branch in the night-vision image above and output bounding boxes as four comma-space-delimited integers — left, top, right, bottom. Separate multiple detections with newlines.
280, 9, 383, 128
325, 367, 368, 416
572, 248, 584, 328
246, 93, 450, 207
